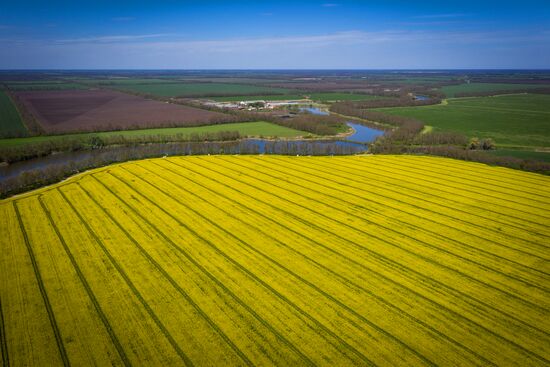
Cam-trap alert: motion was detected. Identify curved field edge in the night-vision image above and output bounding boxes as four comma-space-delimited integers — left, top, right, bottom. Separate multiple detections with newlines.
2, 154, 548, 203
1, 155, 549, 366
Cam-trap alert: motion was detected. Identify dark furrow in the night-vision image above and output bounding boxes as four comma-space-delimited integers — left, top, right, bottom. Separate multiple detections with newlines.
332, 156, 550, 224
77, 181, 257, 367
387, 157, 550, 196
361, 157, 550, 210
0, 297, 9, 367
372, 155, 550, 203
94, 168, 359, 367
155, 159, 550, 339
399, 157, 550, 187
412, 157, 547, 186
281, 155, 550, 239
264, 156, 550, 254
255, 155, 550, 261
200, 156, 550, 294
134, 161, 509, 365
100, 172, 381, 367
57, 188, 194, 367
13, 201, 71, 367
37, 196, 132, 367
374, 156, 550, 200
185, 157, 548, 312
246, 157, 550, 279
122, 165, 465, 366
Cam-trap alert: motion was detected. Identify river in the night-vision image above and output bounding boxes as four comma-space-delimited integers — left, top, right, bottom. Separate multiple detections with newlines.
0, 113, 385, 181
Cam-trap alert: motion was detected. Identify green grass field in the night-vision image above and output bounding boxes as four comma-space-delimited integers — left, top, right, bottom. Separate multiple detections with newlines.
308, 93, 383, 102
375, 94, 550, 148
211, 94, 307, 102
489, 149, 550, 162
89, 78, 181, 85
441, 83, 543, 97
114, 82, 293, 97
0, 121, 306, 147
5, 82, 88, 91
212, 92, 383, 102
0, 91, 27, 137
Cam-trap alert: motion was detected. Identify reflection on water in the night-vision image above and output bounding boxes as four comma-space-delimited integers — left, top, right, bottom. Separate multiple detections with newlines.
345, 122, 385, 143
0, 139, 369, 181
299, 107, 329, 115
0, 121, 386, 181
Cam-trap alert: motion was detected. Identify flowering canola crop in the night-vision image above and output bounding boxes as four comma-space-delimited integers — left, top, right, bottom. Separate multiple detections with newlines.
1, 155, 549, 366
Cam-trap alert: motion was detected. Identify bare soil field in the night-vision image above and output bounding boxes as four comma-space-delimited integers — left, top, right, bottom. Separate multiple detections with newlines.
15, 89, 231, 133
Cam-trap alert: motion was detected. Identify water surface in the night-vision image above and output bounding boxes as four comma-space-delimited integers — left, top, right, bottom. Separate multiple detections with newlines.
344, 122, 385, 143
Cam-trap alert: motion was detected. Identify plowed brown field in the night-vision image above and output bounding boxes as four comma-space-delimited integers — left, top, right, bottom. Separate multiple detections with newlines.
16, 89, 230, 133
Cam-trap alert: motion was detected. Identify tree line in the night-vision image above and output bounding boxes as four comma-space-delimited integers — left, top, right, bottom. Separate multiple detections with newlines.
454, 88, 550, 98
0, 130, 241, 163
0, 140, 364, 198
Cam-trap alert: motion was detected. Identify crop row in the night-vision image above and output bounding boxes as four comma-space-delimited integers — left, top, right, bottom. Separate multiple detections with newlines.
1, 155, 548, 366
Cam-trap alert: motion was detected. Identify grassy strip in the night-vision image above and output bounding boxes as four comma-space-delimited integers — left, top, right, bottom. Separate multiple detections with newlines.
441, 83, 545, 98
0, 121, 305, 148
490, 149, 550, 162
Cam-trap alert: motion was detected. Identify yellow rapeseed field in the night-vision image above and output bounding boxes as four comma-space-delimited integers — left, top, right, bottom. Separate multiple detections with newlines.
1, 155, 549, 366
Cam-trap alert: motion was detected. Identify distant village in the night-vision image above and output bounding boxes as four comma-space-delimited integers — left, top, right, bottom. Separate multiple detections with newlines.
202, 99, 307, 111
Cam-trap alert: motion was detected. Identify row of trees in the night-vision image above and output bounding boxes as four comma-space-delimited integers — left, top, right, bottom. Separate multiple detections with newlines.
454, 88, 550, 98
0, 140, 365, 198
0, 130, 242, 163
372, 144, 550, 174
330, 102, 425, 143
334, 96, 440, 109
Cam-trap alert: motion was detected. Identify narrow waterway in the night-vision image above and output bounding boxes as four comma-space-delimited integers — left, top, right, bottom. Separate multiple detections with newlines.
345, 122, 385, 143
0, 112, 386, 181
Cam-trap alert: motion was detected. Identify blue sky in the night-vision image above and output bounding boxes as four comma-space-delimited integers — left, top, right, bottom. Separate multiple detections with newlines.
1, 0, 549, 69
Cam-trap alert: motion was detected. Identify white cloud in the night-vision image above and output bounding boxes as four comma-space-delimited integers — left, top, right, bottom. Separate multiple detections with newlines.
2, 29, 549, 69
